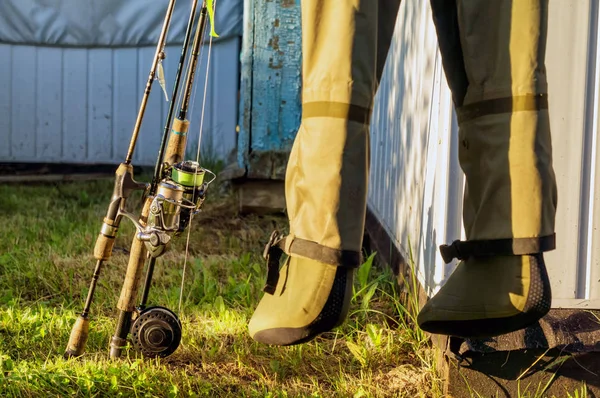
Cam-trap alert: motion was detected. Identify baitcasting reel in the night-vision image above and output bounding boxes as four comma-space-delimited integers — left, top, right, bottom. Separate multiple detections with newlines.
131, 306, 182, 358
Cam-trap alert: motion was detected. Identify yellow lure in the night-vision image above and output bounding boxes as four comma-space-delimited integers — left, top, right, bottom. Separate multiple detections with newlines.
206, 0, 219, 38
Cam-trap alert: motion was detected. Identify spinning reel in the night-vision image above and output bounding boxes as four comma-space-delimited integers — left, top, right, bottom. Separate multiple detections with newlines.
120, 161, 214, 259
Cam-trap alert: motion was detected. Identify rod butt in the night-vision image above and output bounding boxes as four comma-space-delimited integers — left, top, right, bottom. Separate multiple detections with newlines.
64, 315, 90, 359
109, 336, 128, 359
109, 310, 133, 359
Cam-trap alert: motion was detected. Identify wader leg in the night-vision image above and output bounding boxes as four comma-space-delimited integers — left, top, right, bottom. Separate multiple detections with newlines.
249, 0, 401, 345
418, 0, 558, 338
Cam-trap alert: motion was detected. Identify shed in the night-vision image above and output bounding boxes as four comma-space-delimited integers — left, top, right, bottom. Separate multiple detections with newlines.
0, 0, 242, 167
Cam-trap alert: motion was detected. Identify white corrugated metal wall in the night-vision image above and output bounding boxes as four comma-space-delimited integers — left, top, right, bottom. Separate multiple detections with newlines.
0, 37, 240, 166
369, 0, 600, 309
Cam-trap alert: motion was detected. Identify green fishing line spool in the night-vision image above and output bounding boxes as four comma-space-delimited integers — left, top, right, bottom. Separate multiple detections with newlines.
171, 160, 205, 187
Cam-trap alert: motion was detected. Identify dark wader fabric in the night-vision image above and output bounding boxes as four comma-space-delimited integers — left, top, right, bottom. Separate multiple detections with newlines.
250, 0, 557, 345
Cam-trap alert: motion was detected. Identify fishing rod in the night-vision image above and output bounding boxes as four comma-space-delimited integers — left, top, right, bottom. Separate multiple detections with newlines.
65, 0, 217, 360
109, 2, 213, 360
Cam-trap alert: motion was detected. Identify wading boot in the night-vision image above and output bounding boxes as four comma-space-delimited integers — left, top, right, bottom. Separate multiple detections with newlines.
249, 256, 354, 345
418, 254, 552, 338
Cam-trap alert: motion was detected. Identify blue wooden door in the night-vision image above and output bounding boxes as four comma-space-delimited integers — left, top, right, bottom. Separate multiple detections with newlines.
237, 0, 302, 179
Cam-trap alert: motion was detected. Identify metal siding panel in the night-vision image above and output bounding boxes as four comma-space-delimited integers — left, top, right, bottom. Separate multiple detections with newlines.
62, 48, 88, 162
444, 110, 463, 281
577, 1, 600, 302
591, 125, 600, 300
36, 47, 63, 160
406, 1, 444, 290
113, 48, 139, 162
587, 3, 600, 301
136, 47, 164, 165
369, 82, 384, 221
0, 40, 239, 166
418, 50, 463, 292
544, 0, 592, 302
394, 0, 433, 258
87, 49, 114, 162
210, 37, 239, 160
161, 43, 181, 129
368, 0, 444, 293
188, 45, 210, 161
11, 45, 37, 159
0, 45, 12, 159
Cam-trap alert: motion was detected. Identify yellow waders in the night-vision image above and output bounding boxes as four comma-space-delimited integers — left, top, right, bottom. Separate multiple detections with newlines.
250, 0, 557, 345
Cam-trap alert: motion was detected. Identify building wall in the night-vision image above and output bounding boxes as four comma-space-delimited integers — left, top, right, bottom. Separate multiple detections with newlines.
0, 37, 240, 166
368, 0, 600, 309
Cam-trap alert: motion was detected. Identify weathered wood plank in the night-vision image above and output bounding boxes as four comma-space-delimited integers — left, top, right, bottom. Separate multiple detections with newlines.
237, 0, 255, 168
249, 0, 301, 153
237, 179, 286, 215
209, 37, 240, 160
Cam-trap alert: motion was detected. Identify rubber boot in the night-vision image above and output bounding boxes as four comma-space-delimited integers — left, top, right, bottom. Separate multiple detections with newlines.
249, 0, 401, 345
418, 0, 558, 337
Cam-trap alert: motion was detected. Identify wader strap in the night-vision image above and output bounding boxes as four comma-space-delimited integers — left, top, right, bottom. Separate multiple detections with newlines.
287, 237, 362, 268
456, 94, 548, 124
302, 101, 372, 125
262, 231, 361, 295
439, 234, 556, 264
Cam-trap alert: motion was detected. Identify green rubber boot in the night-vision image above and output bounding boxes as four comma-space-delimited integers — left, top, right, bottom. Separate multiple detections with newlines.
249, 256, 354, 346
417, 254, 551, 338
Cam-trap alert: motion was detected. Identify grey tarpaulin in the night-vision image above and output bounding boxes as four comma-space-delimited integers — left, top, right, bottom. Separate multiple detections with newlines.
0, 0, 242, 47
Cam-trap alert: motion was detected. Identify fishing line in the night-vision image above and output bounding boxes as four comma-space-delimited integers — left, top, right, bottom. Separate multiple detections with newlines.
179, 0, 218, 315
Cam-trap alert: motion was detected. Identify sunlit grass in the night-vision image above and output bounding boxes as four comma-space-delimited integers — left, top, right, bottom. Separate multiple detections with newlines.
0, 178, 441, 397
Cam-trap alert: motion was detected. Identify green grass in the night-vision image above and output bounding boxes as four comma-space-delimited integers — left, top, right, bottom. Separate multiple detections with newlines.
0, 177, 440, 397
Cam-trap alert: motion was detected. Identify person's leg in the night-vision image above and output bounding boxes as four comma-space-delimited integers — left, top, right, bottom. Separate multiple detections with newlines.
418, 0, 557, 338
249, 0, 401, 346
